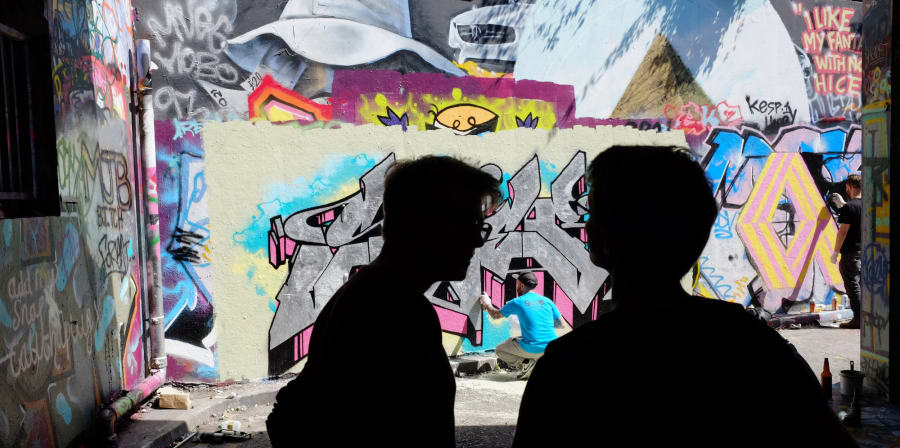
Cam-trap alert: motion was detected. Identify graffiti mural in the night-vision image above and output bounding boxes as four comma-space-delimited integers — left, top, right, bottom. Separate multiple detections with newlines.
332, 71, 569, 132
203, 123, 687, 376
859, 101, 890, 397
515, 0, 861, 125
248, 75, 333, 123
137, 0, 467, 121
695, 124, 862, 312
447, 0, 536, 73
264, 151, 607, 373
143, 0, 868, 383
155, 120, 217, 381
858, 0, 891, 398
664, 101, 744, 135
0, 218, 128, 447
744, 96, 801, 134
772, 1, 864, 123
2, 0, 148, 445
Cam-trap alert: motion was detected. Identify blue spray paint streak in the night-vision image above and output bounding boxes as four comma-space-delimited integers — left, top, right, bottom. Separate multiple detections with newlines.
824, 153, 861, 182
57, 223, 80, 292
94, 296, 115, 352
55, 393, 72, 424
197, 365, 218, 380
175, 152, 212, 302
824, 288, 836, 305
704, 131, 747, 195
0, 296, 12, 328
194, 342, 220, 380
462, 314, 512, 352
119, 277, 130, 302
498, 173, 512, 202
164, 280, 197, 329
819, 130, 847, 153
233, 154, 380, 254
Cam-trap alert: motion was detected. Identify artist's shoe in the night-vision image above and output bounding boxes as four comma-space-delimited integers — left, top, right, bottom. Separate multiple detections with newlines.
839, 318, 860, 329
497, 358, 513, 370
518, 360, 537, 380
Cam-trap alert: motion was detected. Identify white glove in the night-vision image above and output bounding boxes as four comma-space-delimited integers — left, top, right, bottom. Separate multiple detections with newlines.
831, 193, 846, 208
479, 293, 492, 308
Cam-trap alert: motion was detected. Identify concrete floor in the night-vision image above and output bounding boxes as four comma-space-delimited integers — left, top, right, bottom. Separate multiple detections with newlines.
166, 327, 880, 448
188, 372, 528, 448
194, 403, 273, 448
777, 326, 861, 377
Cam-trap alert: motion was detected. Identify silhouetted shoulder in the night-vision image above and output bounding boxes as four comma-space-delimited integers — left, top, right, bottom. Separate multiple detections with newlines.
543, 295, 770, 357
515, 295, 830, 447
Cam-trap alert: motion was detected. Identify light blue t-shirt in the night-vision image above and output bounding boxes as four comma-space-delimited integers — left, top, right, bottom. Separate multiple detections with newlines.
500, 292, 562, 354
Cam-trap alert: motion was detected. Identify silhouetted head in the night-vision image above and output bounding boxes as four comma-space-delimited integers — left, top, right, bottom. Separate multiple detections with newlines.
585, 146, 716, 282
382, 156, 501, 281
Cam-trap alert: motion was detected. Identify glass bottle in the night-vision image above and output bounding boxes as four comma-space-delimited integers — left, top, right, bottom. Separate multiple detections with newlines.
821, 358, 832, 400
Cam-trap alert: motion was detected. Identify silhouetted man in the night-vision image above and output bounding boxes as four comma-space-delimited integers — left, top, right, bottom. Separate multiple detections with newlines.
267, 156, 500, 447
513, 146, 857, 447
831, 174, 862, 329
481, 272, 566, 379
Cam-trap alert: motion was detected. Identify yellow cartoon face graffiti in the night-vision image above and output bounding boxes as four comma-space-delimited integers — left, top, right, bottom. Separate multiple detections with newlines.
427, 104, 499, 135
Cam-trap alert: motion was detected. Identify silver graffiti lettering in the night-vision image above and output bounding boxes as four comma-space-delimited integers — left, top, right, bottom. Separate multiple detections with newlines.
266, 152, 608, 371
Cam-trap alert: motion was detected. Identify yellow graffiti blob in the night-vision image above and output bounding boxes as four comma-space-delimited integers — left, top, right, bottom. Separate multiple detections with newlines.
432, 104, 498, 133
453, 60, 512, 79
358, 88, 557, 132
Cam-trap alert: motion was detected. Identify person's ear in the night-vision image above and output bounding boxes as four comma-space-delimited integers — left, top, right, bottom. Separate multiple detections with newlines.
587, 222, 615, 269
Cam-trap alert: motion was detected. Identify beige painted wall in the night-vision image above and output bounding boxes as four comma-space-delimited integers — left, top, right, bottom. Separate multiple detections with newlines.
204, 122, 686, 380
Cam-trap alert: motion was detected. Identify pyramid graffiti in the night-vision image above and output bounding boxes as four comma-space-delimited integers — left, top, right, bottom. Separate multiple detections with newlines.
612, 34, 713, 118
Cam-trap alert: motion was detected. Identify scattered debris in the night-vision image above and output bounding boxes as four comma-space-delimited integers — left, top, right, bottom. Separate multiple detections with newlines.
196, 430, 252, 443
218, 420, 241, 432
170, 431, 197, 448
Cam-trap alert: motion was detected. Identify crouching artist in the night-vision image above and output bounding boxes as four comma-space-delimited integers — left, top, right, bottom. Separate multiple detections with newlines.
481, 272, 568, 378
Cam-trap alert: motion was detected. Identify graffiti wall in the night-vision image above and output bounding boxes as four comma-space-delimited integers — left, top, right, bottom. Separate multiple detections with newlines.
1, 0, 146, 446
133, 0, 867, 380
694, 125, 861, 311
203, 123, 686, 379
155, 120, 216, 382
859, 0, 891, 399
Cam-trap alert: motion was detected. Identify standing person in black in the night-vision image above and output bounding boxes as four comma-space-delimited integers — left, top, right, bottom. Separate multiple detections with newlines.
266, 156, 500, 447
513, 146, 858, 447
832, 173, 862, 329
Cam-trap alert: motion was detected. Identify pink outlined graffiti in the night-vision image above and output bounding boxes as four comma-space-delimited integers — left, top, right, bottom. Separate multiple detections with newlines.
698, 124, 862, 312
264, 152, 608, 375
663, 101, 743, 135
